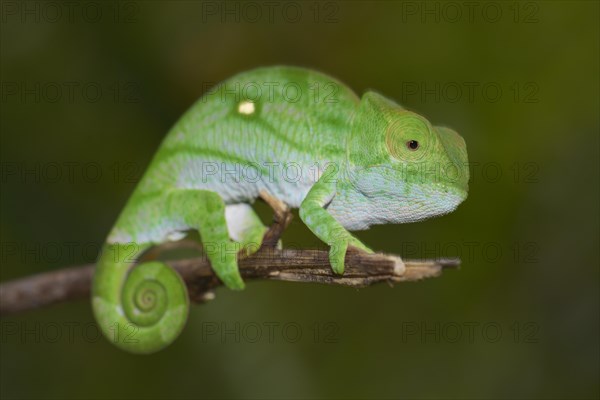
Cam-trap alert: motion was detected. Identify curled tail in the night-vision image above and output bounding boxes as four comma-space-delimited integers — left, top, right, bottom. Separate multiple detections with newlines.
92, 242, 189, 354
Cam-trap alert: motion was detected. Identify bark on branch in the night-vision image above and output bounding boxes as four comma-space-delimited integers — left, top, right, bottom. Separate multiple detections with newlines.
0, 192, 459, 316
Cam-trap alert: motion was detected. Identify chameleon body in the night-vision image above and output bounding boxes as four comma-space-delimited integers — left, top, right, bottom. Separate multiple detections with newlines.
92, 66, 469, 353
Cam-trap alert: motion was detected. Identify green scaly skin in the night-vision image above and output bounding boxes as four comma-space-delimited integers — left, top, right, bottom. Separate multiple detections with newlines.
92, 66, 469, 353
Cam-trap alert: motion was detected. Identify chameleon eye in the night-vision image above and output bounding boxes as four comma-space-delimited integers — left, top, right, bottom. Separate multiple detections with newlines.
386, 112, 431, 161
407, 140, 419, 150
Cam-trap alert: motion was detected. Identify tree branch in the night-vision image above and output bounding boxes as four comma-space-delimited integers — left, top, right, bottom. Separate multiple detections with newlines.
0, 191, 459, 316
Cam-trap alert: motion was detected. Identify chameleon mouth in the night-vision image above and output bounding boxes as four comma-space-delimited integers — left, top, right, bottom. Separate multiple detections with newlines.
428, 182, 468, 207
350, 164, 468, 198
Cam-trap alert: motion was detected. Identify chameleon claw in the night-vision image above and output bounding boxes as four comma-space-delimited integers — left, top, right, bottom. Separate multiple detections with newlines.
220, 270, 246, 290
329, 239, 349, 275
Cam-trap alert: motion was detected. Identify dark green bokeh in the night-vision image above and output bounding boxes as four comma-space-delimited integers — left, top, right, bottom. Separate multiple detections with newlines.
1, 1, 598, 399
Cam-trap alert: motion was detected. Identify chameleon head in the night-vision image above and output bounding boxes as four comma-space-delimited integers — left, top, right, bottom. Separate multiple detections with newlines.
347, 92, 469, 224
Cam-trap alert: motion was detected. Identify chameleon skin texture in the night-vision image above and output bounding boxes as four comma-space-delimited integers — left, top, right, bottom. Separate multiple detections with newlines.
92, 66, 469, 353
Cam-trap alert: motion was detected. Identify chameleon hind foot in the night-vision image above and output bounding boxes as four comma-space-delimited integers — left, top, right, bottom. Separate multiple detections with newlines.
167, 189, 245, 290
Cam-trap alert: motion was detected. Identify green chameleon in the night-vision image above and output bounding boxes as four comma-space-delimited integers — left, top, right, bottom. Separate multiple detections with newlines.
92, 66, 469, 353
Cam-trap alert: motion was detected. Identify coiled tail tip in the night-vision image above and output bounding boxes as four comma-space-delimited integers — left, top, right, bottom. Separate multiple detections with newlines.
92, 259, 190, 354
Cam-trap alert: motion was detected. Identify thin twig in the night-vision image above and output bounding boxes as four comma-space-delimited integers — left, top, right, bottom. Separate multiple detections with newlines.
0, 191, 459, 316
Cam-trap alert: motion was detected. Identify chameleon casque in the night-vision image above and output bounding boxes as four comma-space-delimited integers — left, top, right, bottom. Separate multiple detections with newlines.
92, 66, 469, 353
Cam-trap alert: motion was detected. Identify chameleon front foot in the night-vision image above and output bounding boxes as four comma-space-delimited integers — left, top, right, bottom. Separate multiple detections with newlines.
329, 235, 374, 274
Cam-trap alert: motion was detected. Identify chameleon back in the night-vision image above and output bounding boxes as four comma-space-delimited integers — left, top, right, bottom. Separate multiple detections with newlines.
137, 66, 360, 206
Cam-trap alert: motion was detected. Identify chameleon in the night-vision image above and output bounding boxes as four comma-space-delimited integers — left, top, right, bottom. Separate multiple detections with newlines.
92, 66, 469, 353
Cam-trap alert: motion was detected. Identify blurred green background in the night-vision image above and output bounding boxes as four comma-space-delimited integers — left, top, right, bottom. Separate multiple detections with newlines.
1, 1, 598, 399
